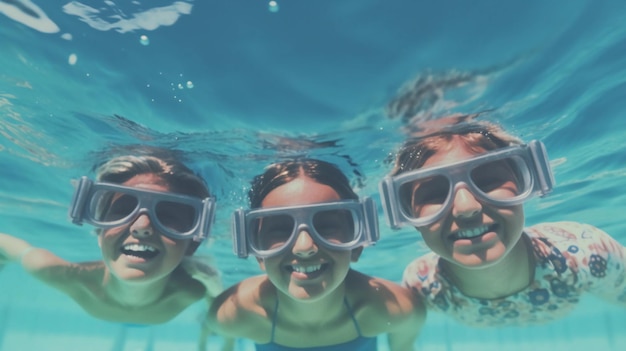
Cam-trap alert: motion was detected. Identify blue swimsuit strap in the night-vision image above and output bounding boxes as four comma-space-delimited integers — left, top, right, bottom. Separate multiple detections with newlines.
269, 296, 363, 342
343, 297, 364, 337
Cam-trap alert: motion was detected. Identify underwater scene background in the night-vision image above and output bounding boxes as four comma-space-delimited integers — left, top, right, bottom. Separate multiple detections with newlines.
1, 0, 625, 350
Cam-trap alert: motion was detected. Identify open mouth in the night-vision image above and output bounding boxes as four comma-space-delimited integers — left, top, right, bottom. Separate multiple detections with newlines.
287, 263, 329, 279
120, 243, 159, 260
449, 224, 496, 241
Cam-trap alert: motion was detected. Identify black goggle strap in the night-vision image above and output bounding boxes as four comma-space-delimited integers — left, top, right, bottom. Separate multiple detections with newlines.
69, 176, 94, 226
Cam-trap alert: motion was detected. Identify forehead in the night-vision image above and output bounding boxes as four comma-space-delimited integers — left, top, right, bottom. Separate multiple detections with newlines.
261, 176, 341, 208
422, 137, 489, 169
121, 173, 170, 192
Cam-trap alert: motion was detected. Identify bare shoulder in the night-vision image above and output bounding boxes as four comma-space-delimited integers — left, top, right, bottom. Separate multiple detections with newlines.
208, 275, 274, 341
346, 270, 426, 334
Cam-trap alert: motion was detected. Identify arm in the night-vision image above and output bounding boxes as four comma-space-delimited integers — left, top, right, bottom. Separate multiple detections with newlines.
0, 232, 76, 289
386, 287, 426, 351
354, 273, 426, 351
0, 233, 35, 264
181, 257, 236, 351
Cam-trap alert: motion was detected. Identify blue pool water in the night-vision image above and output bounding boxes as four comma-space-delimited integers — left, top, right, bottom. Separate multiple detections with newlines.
1, 0, 625, 350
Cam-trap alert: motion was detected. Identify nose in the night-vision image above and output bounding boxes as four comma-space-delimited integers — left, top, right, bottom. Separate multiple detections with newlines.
129, 213, 154, 238
292, 228, 318, 257
451, 186, 482, 219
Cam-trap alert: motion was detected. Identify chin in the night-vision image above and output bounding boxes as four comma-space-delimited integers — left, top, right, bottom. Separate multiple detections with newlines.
287, 285, 327, 302
452, 245, 507, 268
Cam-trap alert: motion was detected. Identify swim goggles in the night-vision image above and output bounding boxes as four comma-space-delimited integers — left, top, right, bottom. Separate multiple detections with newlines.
379, 140, 555, 229
68, 176, 216, 242
232, 197, 379, 258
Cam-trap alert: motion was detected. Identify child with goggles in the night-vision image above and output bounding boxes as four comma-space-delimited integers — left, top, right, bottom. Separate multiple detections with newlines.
380, 120, 626, 327
207, 159, 426, 351
0, 147, 232, 349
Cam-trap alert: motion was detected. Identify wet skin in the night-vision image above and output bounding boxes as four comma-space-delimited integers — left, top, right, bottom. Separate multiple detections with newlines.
256, 176, 358, 302
412, 139, 525, 268
97, 174, 192, 284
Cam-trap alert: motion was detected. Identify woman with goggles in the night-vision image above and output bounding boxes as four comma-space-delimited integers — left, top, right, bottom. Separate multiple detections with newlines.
0, 147, 232, 349
381, 119, 626, 327
207, 159, 425, 351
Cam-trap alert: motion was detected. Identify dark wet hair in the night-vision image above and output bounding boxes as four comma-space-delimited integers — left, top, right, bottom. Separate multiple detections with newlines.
249, 158, 358, 208
391, 121, 522, 176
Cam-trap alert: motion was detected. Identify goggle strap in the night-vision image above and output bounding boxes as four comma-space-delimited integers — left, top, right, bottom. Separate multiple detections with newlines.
528, 141, 555, 196
378, 178, 403, 230
232, 209, 249, 258
363, 197, 380, 244
68, 176, 93, 226
195, 197, 216, 242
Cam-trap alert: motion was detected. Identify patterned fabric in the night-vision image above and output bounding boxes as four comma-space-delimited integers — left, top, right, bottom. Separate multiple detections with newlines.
402, 221, 626, 326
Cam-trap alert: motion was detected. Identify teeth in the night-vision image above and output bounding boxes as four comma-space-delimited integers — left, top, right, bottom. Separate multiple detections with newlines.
122, 244, 156, 252
291, 264, 322, 273
456, 225, 489, 239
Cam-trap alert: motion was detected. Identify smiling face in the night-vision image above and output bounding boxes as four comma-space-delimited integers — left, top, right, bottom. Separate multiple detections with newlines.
256, 176, 360, 302
97, 173, 192, 283
414, 137, 525, 268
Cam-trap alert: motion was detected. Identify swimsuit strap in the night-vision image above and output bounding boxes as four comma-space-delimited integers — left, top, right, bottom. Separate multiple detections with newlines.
269, 297, 279, 342
343, 297, 363, 337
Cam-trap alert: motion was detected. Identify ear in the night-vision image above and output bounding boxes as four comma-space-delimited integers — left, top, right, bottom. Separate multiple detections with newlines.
350, 246, 364, 262
256, 257, 267, 271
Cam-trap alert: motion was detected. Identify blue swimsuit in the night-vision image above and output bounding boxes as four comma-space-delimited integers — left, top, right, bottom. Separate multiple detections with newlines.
255, 297, 377, 351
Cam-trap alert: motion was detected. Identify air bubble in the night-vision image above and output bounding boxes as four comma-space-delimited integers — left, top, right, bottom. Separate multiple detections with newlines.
186, 81, 194, 89
268, 1, 279, 12
140, 35, 150, 46
68, 53, 77, 65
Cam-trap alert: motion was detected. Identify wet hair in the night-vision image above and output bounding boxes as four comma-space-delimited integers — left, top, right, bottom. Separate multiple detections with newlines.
94, 147, 210, 254
391, 120, 522, 176
249, 158, 358, 208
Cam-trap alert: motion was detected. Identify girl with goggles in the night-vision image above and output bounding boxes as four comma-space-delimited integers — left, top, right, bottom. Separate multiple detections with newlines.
0, 147, 233, 350
208, 159, 425, 351
382, 120, 626, 327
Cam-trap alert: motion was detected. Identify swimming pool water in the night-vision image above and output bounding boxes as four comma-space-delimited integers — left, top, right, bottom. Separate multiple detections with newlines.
1, 0, 626, 350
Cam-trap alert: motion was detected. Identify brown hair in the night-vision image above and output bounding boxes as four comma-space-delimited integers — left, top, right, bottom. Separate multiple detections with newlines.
249, 158, 358, 208
391, 120, 522, 176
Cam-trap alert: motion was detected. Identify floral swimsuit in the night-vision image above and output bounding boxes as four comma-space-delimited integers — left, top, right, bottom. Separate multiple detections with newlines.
402, 221, 626, 326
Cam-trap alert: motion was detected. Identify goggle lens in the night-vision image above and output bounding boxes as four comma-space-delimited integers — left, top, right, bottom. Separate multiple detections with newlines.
253, 215, 294, 251
249, 209, 358, 253
398, 156, 531, 222
88, 189, 199, 236
155, 201, 197, 233
470, 157, 527, 199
